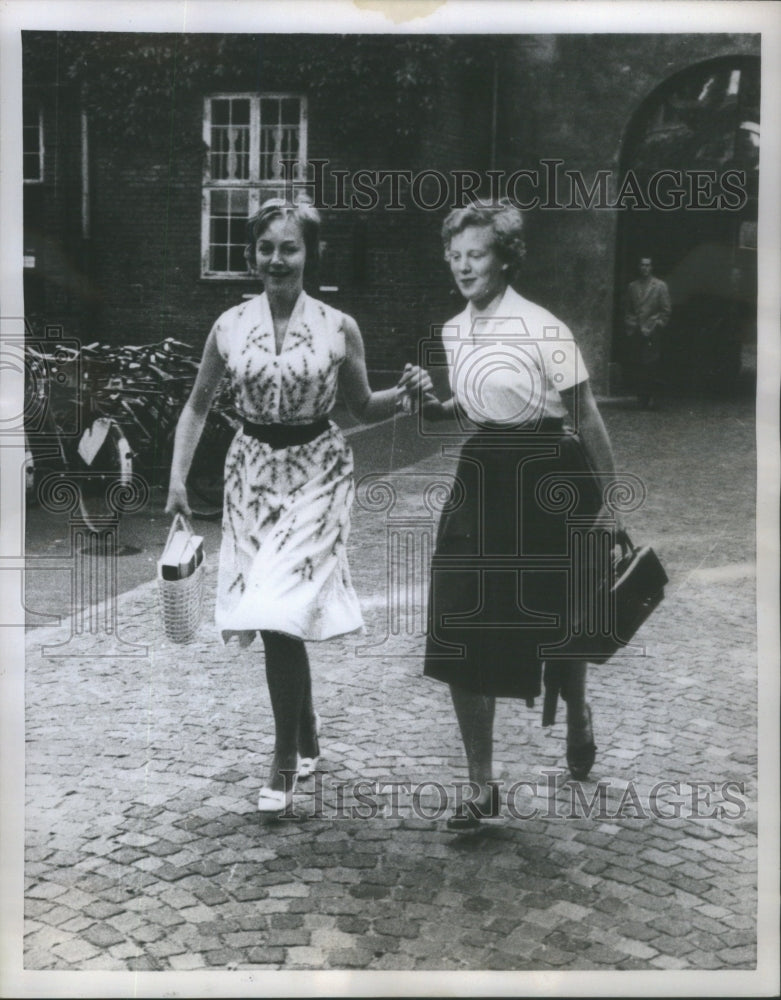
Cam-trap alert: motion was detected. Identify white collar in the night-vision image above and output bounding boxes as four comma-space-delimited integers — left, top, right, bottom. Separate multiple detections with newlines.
458, 286, 528, 337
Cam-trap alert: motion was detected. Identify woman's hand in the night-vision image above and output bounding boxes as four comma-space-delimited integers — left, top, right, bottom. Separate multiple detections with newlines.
339, 316, 442, 423
397, 364, 438, 411
165, 479, 192, 518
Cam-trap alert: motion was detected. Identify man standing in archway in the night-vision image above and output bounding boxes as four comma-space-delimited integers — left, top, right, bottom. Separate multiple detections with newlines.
624, 256, 672, 409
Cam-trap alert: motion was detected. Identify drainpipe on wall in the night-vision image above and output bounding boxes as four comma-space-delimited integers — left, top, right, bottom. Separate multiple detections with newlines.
80, 98, 90, 239
490, 51, 498, 173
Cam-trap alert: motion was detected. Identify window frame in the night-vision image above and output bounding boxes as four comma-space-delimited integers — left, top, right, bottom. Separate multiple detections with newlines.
23, 102, 44, 184
200, 92, 308, 280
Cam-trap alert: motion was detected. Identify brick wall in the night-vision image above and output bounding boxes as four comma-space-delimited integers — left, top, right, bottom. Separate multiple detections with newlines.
27, 35, 492, 384
23, 32, 760, 392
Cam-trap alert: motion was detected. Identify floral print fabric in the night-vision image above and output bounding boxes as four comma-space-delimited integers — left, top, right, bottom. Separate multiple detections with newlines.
213, 292, 364, 643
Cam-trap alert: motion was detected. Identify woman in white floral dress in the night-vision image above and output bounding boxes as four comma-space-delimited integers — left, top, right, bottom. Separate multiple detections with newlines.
166, 199, 429, 815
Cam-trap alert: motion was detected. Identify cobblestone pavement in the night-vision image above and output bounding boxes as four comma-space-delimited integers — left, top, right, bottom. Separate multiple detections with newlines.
21, 394, 764, 977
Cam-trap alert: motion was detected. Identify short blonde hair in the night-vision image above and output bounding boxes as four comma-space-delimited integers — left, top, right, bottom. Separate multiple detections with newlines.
442, 199, 526, 277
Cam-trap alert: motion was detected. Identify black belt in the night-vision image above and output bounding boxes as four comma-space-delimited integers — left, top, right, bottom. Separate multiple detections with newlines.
474, 417, 565, 434
242, 418, 330, 449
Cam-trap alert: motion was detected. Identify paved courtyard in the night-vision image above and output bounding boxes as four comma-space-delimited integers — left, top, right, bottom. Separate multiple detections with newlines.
18, 392, 771, 989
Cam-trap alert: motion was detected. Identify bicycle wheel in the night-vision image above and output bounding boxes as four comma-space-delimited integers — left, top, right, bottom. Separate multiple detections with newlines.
187, 416, 234, 520
75, 417, 134, 532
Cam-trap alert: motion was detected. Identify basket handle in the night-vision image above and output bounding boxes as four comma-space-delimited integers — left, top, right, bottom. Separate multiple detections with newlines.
165, 512, 194, 548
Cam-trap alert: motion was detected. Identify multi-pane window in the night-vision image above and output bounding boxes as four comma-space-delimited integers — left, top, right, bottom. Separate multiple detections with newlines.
23, 103, 43, 183
202, 94, 308, 277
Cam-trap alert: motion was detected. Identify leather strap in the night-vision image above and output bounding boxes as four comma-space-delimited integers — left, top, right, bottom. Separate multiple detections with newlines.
242, 418, 330, 449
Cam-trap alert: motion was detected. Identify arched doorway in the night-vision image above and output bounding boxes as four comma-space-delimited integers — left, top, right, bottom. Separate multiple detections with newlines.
613, 56, 759, 395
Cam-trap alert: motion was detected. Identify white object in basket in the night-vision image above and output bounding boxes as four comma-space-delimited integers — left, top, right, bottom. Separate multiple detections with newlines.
157, 514, 205, 643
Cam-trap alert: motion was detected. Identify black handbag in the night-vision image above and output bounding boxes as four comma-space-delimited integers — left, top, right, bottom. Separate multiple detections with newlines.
541, 529, 668, 725
563, 528, 669, 665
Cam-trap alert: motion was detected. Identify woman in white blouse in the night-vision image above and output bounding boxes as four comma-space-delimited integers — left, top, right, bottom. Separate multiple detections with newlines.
421, 201, 619, 830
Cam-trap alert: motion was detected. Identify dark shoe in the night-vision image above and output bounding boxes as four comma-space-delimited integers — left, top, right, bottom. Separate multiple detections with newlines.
446, 783, 500, 831
566, 704, 596, 781
446, 810, 481, 832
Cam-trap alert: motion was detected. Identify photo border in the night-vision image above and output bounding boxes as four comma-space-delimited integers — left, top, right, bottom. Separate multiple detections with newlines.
2, 2, 779, 997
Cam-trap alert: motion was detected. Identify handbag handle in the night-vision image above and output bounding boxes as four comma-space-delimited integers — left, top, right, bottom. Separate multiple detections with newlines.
164, 512, 194, 548
615, 528, 635, 549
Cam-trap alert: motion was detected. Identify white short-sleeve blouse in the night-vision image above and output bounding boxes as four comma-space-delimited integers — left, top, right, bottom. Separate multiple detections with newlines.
443, 285, 588, 426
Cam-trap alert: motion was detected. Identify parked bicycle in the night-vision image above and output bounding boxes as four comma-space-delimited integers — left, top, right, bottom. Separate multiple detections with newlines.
25, 337, 238, 528
24, 339, 135, 532
85, 338, 238, 518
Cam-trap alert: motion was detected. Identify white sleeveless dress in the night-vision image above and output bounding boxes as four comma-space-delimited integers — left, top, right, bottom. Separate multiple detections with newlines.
213, 291, 363, 645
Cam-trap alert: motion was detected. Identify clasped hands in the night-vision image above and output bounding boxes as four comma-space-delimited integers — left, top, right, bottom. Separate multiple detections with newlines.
395, 364, 441, 415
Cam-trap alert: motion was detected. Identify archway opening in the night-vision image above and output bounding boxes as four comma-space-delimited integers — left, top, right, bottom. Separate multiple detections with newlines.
613, 56, 759, 396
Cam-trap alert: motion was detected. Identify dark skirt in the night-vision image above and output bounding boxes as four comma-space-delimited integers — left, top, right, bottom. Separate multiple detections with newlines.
423, 424, 604, 699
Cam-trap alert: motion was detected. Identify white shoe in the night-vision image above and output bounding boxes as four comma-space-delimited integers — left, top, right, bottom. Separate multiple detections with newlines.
297, 756, 319, 779
258, 769, 298, 814
298, 712, 321, 780
257, 787, 292, 813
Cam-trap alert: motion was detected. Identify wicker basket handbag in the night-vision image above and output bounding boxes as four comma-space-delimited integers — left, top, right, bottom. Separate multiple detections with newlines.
157, 513, 205, 643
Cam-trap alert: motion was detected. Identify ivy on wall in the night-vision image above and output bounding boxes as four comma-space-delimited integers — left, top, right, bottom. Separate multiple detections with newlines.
23, 32, 494, 151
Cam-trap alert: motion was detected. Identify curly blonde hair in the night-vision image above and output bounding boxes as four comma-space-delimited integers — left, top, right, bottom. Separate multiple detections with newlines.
442, 199, 526, 278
